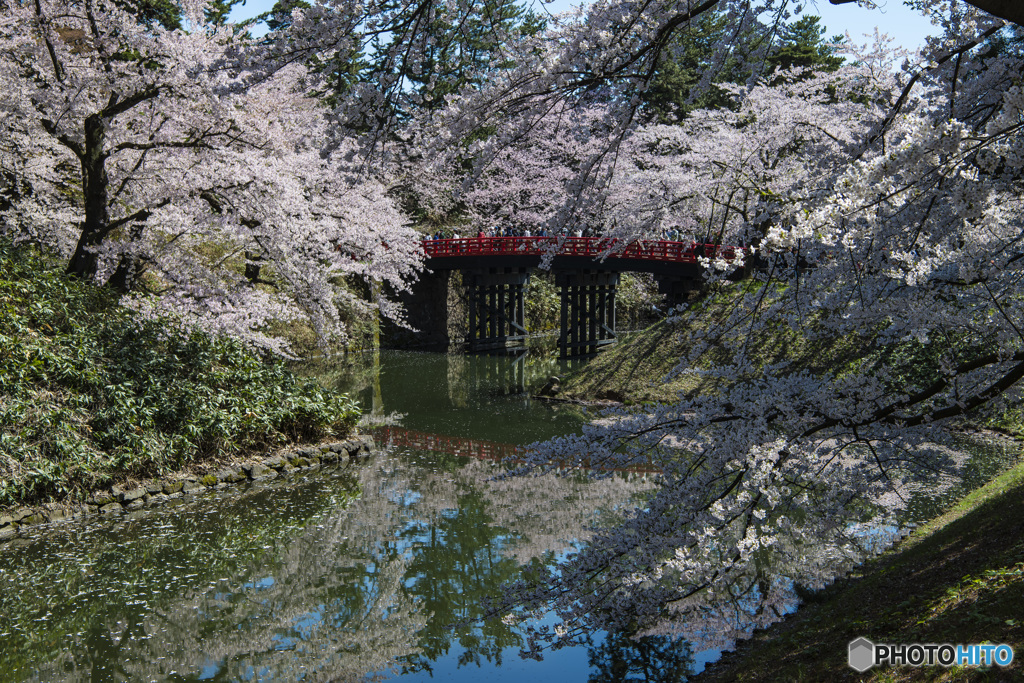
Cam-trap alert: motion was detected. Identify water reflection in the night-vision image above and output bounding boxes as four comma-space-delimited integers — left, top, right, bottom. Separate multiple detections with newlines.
299, 350, 589, 445
3, 349, 1016, 682
0, 472, 409, 682
375, 427, 520, 465
1, 454, 652, 681
587, 633, 694, 683
0, 358, 655, 683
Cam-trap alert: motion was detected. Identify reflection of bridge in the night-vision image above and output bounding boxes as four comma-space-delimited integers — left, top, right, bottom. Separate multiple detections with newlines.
409, 237, 742, 357
374, 426, 658, 474
375, 427, 521, 463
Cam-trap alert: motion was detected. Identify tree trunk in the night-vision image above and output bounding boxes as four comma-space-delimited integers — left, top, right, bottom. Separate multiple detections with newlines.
106, 254, 138, 294
245, 250, 264, 285
965, 0, 1024, 26
66, 112, 109, 282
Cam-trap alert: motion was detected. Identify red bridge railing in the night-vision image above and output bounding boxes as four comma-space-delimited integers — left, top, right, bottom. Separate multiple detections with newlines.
374, 426, 659, 474
422, 236, 740, 263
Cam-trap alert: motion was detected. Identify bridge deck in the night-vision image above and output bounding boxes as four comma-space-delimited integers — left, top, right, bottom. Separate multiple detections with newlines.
422, 236, 739, 264
413, 236, 744, 356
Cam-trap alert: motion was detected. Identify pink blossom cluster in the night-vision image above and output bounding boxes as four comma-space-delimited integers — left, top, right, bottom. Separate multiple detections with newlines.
0, 0, 422, 355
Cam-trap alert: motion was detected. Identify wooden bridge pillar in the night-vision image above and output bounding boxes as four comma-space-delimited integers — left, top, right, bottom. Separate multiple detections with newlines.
386, 268, 465, 351
464, 268, 529, 352
653, 273, 701, 307
556, 270, 619, 358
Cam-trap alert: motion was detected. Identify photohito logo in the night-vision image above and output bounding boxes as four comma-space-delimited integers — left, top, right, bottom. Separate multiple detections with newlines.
848, 637, 1015, 672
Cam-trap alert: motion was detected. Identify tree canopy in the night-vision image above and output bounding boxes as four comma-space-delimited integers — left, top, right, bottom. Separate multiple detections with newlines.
2, 0, 1024, 657
0, 0, 422, 354
423, 0, 1024, 651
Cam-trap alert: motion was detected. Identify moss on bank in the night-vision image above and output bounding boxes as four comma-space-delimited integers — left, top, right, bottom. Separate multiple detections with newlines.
699, 448, 1024, 682
0, 241, 359, 509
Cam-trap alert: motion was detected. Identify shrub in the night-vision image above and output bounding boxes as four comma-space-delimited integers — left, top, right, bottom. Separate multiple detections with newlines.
0, 241, 360, 507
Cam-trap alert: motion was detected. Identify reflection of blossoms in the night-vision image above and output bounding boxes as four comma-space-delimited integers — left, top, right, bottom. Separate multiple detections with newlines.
483, 468, 653, 564
506, 425, 991, 652
425, 0, 1024, 656
5, 474, 427, 682
1, 445, 651, 681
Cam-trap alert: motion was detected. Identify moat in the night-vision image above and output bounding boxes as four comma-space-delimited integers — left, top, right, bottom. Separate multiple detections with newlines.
0, 350, 1017, 682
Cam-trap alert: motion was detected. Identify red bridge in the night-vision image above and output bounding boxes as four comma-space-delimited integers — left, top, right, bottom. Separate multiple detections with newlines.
422, 236, 739, 264
412, 237, 744, 357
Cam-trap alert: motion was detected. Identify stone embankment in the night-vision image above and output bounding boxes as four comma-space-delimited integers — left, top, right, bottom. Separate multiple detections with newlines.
0, 434, 374, 543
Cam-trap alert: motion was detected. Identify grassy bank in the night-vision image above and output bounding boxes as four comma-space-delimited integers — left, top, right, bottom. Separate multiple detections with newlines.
555, 283, 1024, 681
700, 449, 1024, 682
558, 285, 869, 404
0, 241, 359, 510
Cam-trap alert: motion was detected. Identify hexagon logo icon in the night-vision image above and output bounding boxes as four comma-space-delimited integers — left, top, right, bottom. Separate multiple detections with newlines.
849, 637, 876, 672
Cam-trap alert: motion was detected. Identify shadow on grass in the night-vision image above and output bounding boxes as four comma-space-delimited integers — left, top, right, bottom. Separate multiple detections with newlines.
700, 461, 1024, 683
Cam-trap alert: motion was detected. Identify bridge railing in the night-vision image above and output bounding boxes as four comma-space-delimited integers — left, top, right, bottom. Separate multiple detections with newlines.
421, 236, 740, 263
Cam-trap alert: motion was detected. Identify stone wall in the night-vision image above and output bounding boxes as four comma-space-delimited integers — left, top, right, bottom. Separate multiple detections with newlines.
0, 435, 374, 544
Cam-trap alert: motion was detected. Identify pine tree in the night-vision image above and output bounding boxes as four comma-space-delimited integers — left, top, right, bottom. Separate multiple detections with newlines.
766, 15, 843, 73
641, 11, 737, 123
205, 0, 246, 26
114, 0, 182, 30
260, 0, 311, 32
369, 0, 543, 116
643, 14, 844, 123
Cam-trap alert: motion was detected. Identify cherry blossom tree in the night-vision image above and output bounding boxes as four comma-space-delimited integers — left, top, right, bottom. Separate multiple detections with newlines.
0, 0, 422, 354
5, 0, 1024, 658
461, 100, 622, 232
426, 0, 1024, 654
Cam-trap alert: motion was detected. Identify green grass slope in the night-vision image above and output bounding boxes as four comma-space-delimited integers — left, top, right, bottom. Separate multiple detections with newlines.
700, 455, 1024, 682
559, 285, 869, 404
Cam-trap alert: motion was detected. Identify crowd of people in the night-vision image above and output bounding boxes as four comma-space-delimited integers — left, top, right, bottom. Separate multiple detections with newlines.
424, 226, 582, 240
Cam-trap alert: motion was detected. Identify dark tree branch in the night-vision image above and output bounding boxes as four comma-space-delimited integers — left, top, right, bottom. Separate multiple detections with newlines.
830, 0, 1023, 25
34, 0, 64, 82
101, 86, 161, 119
855, 23, 1005, 161
112, 138, 216, 153
961, 0, 1024, 26
39, 119, 84, 159
106, 198, 170, 232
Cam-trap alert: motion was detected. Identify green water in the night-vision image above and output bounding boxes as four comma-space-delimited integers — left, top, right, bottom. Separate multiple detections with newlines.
0, 349, 1018, 682
308, 348, 589, 444
0, 350, 664, 682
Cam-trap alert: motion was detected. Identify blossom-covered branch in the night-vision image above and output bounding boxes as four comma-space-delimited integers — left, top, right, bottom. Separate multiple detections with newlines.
447, 0, 1024, 653
0, 0, 423, 354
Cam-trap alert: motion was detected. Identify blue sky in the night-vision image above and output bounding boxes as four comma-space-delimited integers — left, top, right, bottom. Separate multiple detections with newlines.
794, 0, 937, 53
230, 0, 938, 54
